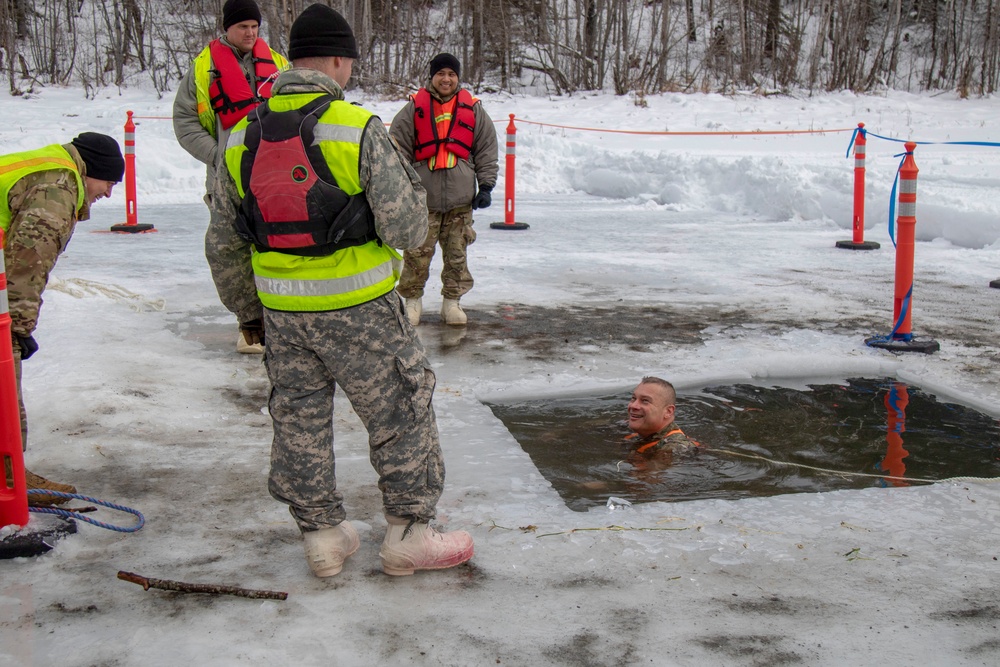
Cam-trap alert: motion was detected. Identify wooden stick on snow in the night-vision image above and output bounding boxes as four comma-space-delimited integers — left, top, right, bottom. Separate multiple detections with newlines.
117, 570, 288, 601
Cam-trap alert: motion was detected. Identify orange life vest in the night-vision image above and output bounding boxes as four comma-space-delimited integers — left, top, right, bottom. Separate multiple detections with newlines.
412, 88, 476, 165
625, 428, 699, 453
208, 38, 279, 130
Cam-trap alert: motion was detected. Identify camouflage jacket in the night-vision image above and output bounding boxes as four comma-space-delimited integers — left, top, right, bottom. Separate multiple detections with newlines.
3, 144, 90, 336
623, 421, 696, 458
211, 67, 429, 315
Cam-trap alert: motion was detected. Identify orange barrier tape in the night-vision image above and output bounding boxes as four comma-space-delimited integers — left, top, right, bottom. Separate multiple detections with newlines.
512, 117, 855, 136
126, 113, 851, 136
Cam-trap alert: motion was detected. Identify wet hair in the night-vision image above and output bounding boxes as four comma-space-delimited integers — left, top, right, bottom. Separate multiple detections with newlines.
639, 376, 676, 405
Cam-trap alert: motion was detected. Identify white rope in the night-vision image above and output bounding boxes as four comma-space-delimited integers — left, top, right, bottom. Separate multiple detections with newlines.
709, 447, 1000, 485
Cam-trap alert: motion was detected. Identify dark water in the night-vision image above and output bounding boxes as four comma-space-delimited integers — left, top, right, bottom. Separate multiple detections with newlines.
486, 377, 1000, 512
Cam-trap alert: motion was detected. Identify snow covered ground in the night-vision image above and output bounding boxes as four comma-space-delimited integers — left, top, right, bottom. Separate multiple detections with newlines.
1, 83, 999, 666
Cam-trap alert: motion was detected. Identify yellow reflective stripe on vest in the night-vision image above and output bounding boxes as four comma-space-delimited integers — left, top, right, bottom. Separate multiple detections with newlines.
253, 245, 402, 312
312, 124, 363, 146
0, 145, 85, 232
256, 263, 394, 297
227, 127, 245, 149
224, 123, 249, 198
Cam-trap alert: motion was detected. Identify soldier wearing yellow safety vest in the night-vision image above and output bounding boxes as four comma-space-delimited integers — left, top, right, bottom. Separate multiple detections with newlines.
172, 0, 287, 354
212, 4, 474, 579
0, 133, 124, 505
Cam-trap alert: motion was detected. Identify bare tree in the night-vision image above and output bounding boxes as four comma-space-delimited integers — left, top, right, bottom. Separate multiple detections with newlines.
5, 0, 1000, 99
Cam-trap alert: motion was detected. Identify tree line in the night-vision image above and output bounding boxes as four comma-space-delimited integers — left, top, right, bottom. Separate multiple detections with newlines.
2, 0, 999, 99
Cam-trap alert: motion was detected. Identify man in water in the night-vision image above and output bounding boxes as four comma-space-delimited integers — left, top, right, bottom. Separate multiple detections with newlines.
623, 376, 697, 469
582, 376, 698, 493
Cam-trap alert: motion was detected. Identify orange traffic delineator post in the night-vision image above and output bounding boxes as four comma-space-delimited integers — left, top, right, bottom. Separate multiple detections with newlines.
837, 123, 880, 250
110, 111, 155, 234
0, 229, 29, 531
490, 114, 529, 231
866, 142, 939, 354
1, 228, 77, 559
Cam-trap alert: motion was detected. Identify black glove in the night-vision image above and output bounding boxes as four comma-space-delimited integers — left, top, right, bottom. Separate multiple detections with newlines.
16, 334, 38, 360
472, 186, 492, 210
239, 319, 265, 347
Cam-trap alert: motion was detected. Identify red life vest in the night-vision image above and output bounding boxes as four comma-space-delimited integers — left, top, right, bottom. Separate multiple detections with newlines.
412, 88, 477, 163
234, 96, 375, 256
209, 38, 279, 130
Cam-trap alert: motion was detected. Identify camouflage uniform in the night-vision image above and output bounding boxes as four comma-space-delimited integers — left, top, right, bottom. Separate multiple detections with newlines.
396, 207, 475, 299
621, 421, 698, 484
390, 86, 498, 300
624, 421, 696, 457
212, 68, 442, 530
4, 145, 92, 448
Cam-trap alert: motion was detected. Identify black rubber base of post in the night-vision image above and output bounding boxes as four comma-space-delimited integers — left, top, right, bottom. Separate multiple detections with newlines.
490, 222, 530, 230
0, 516, 77, 559
836, 240, 881, 250
990, 278, 1000, 289
865, 335, 940, 354
109, 224, 156, 233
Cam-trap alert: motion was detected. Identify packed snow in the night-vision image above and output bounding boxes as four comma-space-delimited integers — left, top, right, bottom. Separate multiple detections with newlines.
1, 82, 999, 666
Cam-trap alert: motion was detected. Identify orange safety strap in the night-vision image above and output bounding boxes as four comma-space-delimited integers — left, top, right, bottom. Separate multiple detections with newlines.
635, 429, 685, 453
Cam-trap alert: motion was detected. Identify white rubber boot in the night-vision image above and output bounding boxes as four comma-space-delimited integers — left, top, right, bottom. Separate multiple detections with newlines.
440, 298, 467, 326
303, 521, 360, 578
405, 297, 422, 326
379, 515, 474, 576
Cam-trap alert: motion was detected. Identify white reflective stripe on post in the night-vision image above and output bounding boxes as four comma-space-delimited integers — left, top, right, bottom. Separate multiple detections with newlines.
255, 261, 395, 297
0, 251, 7, 314
898, 202, 917, 217
899, 180, 917, 194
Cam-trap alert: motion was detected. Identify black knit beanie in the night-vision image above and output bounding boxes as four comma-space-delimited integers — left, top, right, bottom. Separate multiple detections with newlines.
288, 4, 359, 60
429, 53, 461, 79
71, 133, 125, 182
223, 0, 262, 30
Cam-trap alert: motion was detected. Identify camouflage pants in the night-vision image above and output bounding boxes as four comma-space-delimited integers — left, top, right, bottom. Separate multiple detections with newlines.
203, 193, 260, 325
396, 207, 476, 300
263, 291, 445, 532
